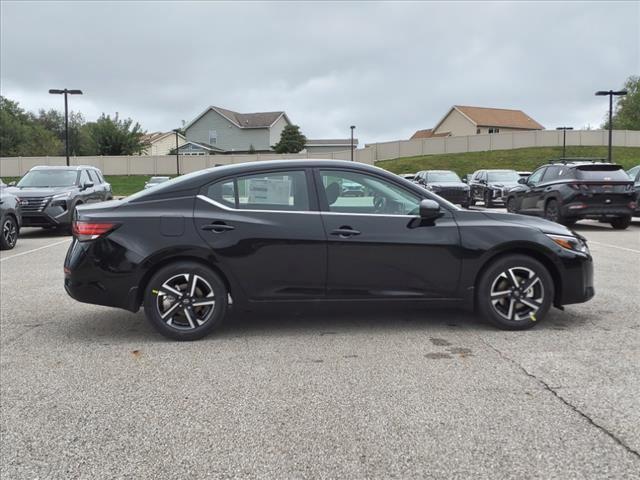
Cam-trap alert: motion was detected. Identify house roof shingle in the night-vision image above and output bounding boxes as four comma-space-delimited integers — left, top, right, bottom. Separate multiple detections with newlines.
454, 105, 544, 130
410, 129, 450, 140
185, 106, 289, 130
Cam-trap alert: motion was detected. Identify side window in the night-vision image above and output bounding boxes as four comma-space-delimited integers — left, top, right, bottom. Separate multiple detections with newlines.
542, 166, 561, 182
79, 169, 91, 185
86, 169, 97, 183
237, 171, 309, 211
93, 170, 105, 183
206, 179, 236, 208
527, 168, 546, 185
320, 170, 420, 215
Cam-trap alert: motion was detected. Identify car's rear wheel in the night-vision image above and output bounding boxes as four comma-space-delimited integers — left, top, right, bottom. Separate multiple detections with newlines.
477, 254, 554, 330
1, 215, 18, 250
506, 197, 516, 213
610, 216, 631, 230
143, 261, 228, 341
544, 199, 567, 224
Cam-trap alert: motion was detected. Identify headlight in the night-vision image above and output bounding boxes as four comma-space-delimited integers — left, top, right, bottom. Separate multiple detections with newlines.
52, 191, 72, 201
546, 234, 589, 254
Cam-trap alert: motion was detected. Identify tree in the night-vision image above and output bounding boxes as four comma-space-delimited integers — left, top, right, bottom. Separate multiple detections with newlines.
32, 109, 89, 155
0, 96, 62, 156
603, 75, 640, 130
272, 125, 306, 153
82, 113, 147, 155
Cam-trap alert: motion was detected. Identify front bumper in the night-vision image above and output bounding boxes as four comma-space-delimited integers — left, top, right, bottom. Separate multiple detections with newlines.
21, 199, 74, 227
557, 251, 595, 306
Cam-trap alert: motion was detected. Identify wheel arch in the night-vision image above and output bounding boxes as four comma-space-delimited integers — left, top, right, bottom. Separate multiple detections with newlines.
473, 245, 563, 309
134, 254, 239, 310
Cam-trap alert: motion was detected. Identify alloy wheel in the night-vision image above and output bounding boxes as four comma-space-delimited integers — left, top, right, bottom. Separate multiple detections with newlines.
3, 219, 17, 248
490, 267, 544, 321
155, 273, 216, 330
545, 202, 559, 222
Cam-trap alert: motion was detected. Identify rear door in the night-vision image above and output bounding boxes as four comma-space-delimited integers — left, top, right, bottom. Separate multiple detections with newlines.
194, 168, 327, 300
572, 165, 635, 210
315, 168, 461, 299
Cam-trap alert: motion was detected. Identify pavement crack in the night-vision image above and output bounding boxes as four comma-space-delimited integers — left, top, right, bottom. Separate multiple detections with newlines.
478, 337, 640, 461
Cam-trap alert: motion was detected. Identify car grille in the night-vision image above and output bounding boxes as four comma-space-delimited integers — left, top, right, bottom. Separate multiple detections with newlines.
437, 188, 468, 202
20, 196, 50, 213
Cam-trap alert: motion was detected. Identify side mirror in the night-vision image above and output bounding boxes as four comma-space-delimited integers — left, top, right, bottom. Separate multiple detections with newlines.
462, 178, 467, 183
518, 177, 527, 184
419, 199, 441, 220
82, 181, 94, 190
8, 181, 16, 186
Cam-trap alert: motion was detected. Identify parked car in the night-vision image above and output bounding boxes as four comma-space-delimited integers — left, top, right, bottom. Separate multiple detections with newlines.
505, 160, 635, 229
341, 180, 365, 197
64, 160, 594, 340
144, 176, 171, 189
7, 166, 112, 230
413, 170, 470, 207
627, 165, 640, 216
0, 184, 22, 250
468, 169, 521, 207
399, 173, 416, 181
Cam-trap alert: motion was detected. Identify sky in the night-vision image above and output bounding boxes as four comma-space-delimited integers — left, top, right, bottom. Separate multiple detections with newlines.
1, 1, 638, 144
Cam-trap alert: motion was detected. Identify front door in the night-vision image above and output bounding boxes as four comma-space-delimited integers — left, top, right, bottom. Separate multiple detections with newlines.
194, 169, 327, 300
520, 167, 547, 213
316, 169, 461, 299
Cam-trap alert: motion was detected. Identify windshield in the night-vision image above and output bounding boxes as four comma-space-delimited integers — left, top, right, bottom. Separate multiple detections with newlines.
487, 171, 520, 182
428, 172, 461, 182
576, 165, 630, 181
17, 170, 78, 188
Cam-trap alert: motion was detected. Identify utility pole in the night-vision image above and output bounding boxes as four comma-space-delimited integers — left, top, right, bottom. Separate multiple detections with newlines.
49, 89, 83, 166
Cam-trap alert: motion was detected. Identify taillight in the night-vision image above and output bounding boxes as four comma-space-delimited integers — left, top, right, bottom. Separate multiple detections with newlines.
72, 221, 118, 241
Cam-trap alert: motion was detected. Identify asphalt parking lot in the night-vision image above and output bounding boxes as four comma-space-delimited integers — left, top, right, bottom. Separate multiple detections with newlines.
1, 214, 639, 479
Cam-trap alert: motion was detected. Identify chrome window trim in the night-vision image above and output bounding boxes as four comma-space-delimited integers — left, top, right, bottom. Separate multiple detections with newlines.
196, 194, 422, 218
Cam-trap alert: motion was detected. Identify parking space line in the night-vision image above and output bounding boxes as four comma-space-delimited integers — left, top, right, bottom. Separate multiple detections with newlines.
588, 241, 640, 254
0, 239, 72, 262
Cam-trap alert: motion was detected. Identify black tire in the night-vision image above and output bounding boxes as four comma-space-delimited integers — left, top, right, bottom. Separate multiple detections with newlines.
143, 261, 228, 341
610, 216, 631, 230
0, 215, 18, 250
484, 191, 493, 208
461, 202, 470, 209
468, 195, 476, 207
544, 199, 563, 224
506, 197, 516, 213
476, 254, 554, 330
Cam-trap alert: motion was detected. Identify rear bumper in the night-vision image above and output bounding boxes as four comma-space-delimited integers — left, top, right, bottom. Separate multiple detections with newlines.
561, 203, 633, 219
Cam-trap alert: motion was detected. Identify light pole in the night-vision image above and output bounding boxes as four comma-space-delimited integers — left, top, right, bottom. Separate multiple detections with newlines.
49, 89, 83, 166
172, 129, 181, 175
350, 125, 356, 161
595, 89, 627, 162
556, 126, 573, 158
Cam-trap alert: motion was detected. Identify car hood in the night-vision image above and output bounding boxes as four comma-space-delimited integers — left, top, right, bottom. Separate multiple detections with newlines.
481, 211, 574, 236
487, 181, 520, 189
429, 182, 468, 189
6, 186, 76, 197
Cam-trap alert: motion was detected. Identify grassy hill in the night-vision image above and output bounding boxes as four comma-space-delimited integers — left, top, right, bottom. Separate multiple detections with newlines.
376, 146, 640, 177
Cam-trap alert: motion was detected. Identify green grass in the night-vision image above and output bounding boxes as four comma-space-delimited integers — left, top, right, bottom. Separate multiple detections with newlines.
377, 146, 640, 177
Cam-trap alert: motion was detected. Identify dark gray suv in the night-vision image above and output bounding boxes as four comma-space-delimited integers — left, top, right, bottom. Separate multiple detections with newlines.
8, 166, 112, 229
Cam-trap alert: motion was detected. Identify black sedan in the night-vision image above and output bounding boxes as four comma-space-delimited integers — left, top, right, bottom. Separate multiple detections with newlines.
413, 170, 470, 207
1, 181, 22, 250
65, 160, 594, 340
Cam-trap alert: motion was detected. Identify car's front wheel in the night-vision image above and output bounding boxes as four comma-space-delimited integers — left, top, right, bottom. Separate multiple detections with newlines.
610, 216, 631, 230
143, 261, 228, 341
484, 191, 493, 208
0, 215, 18, 250
477, 254, 554, 330
506, 197, 516, 213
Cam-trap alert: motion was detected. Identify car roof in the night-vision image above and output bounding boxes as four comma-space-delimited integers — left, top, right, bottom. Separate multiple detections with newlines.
542, 160, 623, 168
29, 165, 100, 171
424, 170, 456, 173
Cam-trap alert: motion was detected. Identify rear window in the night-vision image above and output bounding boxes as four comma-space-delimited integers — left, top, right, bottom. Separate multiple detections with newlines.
575, 165, 630, 181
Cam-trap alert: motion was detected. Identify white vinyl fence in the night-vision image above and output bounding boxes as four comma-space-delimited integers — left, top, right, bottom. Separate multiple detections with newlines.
1, 129, 638, 177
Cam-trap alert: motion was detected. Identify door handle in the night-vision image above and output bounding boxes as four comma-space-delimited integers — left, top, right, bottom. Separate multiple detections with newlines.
202, 222, 235, 233
331, 227, 361, 237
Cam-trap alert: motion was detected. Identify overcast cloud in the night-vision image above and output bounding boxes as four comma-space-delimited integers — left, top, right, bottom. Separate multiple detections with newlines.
1, 1, 638, 143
